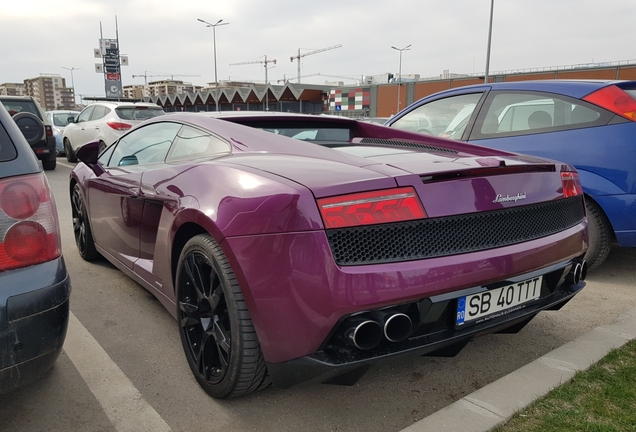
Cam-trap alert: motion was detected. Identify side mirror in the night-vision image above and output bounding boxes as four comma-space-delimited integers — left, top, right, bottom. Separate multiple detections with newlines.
67, 116, 76, 123
118, 155, 138, 166
76, 140, 100, 165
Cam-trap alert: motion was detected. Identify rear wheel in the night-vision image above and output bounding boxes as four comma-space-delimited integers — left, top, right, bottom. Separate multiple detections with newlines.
65, 138, 77, 162
98, 140, 107, 154
42, 156, 56, 170
176, 234, 269, 399
71, 183, 99, 260
584, 199, 613, 271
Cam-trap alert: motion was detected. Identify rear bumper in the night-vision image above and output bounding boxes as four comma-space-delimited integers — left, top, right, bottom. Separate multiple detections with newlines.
224, 221, 587, 365
267, 262, 584, 389
31, 136, 57, 161
0, 258, 71, 394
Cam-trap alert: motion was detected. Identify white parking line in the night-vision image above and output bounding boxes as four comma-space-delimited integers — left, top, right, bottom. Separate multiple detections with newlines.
56, 160, 76, 170
64, 312, 172, 432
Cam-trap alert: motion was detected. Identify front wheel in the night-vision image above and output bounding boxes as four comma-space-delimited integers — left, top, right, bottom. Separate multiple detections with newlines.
71, 183, 99, 260
584, 199, 613, 271
176, 234, 269, 399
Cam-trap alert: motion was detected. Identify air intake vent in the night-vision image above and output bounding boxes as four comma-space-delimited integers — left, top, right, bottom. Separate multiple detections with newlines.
357, 138, 458, 154
326, 196, 585, 266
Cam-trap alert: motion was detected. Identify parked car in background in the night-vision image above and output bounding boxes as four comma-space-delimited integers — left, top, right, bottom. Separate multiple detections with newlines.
0, 103, 70, 394
386, 80, 636, 270
70, 112, 587, 399
45, 110, 80, 156
62, 101, 165, 162
0, 96, 57, 170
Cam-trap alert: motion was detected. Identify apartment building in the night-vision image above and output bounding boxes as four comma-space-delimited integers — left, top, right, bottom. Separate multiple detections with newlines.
0, 83, 26, 96
146, 79, 201, 96
23, 75, 75, 111
122, 84, 147, 99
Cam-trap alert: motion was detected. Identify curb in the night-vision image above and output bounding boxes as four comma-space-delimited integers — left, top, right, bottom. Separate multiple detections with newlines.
400, 306, 636, 432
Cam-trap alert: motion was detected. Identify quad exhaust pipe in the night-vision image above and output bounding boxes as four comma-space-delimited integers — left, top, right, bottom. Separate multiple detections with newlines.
340, 310, 413, 350
569, 259, 588, 285
341, 317, 383, 350
371, 310, 413, 343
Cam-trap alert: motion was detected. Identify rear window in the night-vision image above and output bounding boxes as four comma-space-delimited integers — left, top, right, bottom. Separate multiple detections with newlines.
0, 123, 18, 162
115, 107, 165, 121
0, 99, 42, 120
273, 127, 351, 141
52, 113, 77, 126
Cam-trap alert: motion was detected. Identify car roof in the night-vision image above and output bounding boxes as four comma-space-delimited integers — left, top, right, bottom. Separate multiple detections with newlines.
438, 79, 635, 99
0, 95, 37, 100
183, 111, 359, 123
85, 101, 162, 109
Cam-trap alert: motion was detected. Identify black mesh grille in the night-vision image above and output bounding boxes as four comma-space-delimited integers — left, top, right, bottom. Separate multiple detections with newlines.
357, 138, 458, 154
326, 197, 585, 266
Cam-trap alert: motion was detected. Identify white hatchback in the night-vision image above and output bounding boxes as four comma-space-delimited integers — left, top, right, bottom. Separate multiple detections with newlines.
62, 101, 165, 162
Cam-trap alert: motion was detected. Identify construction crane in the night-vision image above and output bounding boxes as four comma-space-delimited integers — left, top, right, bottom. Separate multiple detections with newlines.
279, 73, 360, 85
132, 71, 200, 85
290, 44, 342, 83
229, 56, 277, 85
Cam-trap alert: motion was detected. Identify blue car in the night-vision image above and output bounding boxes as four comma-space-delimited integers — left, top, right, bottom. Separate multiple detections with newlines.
45, 110, 80, 156
386, 80, 636, 270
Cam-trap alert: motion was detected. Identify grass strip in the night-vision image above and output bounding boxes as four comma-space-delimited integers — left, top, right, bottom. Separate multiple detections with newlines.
493, 339, 636, 432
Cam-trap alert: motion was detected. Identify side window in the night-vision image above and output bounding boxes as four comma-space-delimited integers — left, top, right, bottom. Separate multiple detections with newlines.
109, 122, 182, 167
77, 106, 94, 123
472, 91, 609, 139
390, 93, 484, 139
167, 126, 230, 162
90, 105, 110, 121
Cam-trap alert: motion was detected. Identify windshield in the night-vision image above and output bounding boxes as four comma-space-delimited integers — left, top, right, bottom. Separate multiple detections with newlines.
115, 107, 166, 121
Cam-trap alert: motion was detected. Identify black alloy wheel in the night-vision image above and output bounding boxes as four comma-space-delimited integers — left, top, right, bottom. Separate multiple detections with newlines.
71, 183, 99, 260
176, 234, 269, 399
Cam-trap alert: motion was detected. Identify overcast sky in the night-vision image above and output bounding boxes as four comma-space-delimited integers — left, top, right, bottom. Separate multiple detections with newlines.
2, 0, 634, 97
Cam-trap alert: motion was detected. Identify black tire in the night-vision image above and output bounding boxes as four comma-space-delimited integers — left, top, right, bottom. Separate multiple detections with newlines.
176, 234, 270, 399
98, 141, 107, 154
584, 198, 612, 271
71, 183, 99, 261
12, 112, 44, 145
65, 138, 77, 163
42, 156, 56, 170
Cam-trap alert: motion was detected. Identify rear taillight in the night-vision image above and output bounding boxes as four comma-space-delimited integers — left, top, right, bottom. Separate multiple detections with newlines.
582, 85, 636, 121
107, 121, 132, 131
0, 173, 62, 271
317, 187, 427, 229
45, 125, 53, 137
561, 171, 583, 198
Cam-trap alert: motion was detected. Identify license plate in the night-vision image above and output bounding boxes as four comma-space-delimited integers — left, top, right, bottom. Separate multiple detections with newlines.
456, 275, 543, 326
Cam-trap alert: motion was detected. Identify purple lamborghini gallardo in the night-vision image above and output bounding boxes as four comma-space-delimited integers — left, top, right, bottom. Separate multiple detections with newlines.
70, 112, 588, 398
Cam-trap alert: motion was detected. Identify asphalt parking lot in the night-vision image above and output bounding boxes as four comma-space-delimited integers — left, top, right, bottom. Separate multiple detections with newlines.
1, 160, 635, 432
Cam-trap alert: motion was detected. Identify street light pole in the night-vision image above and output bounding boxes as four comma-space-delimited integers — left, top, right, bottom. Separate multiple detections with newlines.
391, 44, 411, 113
484, 0, 495, 83
198, 18, 229, 111
62, 66, 80, 108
